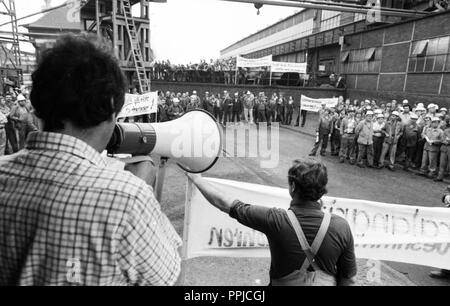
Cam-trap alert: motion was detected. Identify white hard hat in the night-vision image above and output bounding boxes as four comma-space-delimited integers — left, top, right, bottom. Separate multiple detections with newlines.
376, 114, 385, 119
415, 105, 426, 112
402, 99, 409, 104
410, 113, 418, 120
392, 111, 400, 117
431, 117, 440, 122
17, 94, 26, 101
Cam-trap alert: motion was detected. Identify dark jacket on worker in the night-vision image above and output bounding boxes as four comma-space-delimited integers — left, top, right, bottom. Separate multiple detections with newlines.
229, 199, 357, 285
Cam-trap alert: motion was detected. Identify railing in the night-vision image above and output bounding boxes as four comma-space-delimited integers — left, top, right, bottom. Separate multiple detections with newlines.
150, 68, 340, 88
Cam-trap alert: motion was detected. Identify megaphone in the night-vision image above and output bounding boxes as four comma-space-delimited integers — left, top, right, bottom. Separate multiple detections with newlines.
107, 110, 223, 173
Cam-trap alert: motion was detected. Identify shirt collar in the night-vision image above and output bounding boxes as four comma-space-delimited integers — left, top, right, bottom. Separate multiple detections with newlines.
26, 132, 107, 168
290, 198, 322, 211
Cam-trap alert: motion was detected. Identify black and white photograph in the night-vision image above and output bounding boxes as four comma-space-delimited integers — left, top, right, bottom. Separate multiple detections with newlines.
0, 0, 449, 292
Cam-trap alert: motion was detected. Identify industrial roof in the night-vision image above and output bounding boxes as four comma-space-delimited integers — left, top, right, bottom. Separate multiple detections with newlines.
23, 5, 80, 31
220, 9, 307, 54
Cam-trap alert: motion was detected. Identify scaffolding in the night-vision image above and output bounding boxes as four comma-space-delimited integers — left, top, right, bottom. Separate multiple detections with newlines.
81, 0, 154, 93
0, 0, 22, 90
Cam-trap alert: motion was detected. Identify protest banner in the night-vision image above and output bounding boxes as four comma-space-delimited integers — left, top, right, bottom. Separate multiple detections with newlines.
300, 95, 339, 113
236, 55, 272, 68
183, 178, 450, 270
271, 61, 307, 74
117, 92, 158, 119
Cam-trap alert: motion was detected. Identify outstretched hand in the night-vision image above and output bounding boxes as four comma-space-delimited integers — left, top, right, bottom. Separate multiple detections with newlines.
184, 172, 235, 214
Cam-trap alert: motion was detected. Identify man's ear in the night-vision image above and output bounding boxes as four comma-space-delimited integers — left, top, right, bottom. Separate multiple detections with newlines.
110, 97, 118, 122
290, 182, 296, 193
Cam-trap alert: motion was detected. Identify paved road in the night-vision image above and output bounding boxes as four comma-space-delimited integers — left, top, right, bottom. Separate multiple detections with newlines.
159, 125, 449, 286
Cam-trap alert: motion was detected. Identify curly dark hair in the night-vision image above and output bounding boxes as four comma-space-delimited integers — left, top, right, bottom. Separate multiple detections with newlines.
31, 34, 127, 131
288, 159, 328, 202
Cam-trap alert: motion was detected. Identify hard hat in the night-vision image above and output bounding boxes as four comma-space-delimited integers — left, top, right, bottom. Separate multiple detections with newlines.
415, 105, 426, 112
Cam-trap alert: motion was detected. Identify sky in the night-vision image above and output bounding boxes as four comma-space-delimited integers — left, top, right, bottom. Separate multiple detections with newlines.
148, 0, 298, 64
0, 0, 298, 63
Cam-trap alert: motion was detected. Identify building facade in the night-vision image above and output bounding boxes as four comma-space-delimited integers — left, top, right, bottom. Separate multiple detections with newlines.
220, 1, 435, 87
342, 9, 450, 106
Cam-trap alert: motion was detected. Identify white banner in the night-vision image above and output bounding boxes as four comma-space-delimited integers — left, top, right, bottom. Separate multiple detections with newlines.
183, 178, 450, 270
271, 61, 307, 74
117, 92, 158, 118
236, 55, 272, 68
300, 95, 339, 113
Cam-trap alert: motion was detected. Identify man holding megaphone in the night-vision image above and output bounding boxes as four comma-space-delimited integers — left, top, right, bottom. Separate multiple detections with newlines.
0, 34, 187, 286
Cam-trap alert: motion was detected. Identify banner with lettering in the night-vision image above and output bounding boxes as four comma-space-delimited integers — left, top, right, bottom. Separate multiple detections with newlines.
236, 55, 272, 68
300, 95, 339, 113
183, 178, 450, 270
271, 61, 307, 74
117, 92, 158, 118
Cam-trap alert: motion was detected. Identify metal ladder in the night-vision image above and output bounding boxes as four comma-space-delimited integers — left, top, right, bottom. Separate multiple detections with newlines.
122, 0, 150, 93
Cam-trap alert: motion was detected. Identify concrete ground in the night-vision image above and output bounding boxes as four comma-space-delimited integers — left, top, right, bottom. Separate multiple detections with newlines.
157, 124, 450, 286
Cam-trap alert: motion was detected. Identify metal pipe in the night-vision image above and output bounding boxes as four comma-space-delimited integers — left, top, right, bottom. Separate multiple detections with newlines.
0, 35, 31, 43
282, 0, 428, 16
219, 0, 425, 18
0, 3, 68, 28
0, 30, 70, 37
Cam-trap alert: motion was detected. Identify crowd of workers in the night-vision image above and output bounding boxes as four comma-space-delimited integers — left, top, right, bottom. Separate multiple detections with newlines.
0, 90, 41, 156
151, 90, 449, 182
308, 98, 448, 182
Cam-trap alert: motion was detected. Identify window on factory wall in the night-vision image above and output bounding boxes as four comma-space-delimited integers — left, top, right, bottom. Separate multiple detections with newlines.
319, 59, 335, 75
296, 52, 306, 63
287, 53, 297, 62
408, 36, 450, 73
342, 47, 382, 74
320, 10, 341, 31
274, 51, 306, 63
354, 13, 366, 22
341, 51, 350, 63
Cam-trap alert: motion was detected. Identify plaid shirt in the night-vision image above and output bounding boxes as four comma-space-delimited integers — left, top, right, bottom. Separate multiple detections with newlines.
0, 132, 182, 286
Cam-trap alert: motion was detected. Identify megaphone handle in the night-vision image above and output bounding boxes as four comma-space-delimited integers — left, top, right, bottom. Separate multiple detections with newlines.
155, 157, 169, 203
